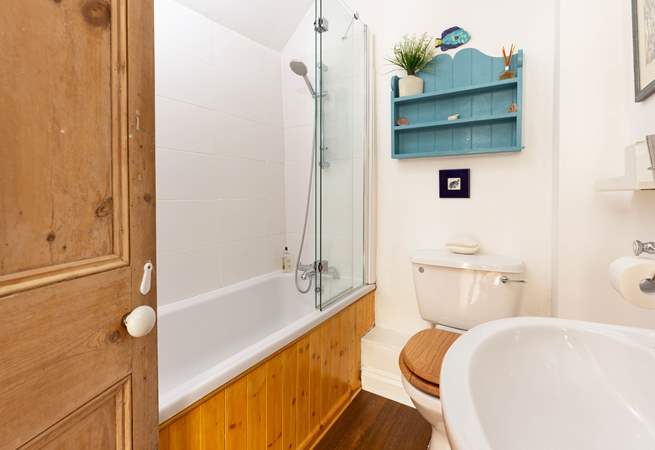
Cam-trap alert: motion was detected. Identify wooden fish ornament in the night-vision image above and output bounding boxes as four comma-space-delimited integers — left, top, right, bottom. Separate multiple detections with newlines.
435, 26, 471, 51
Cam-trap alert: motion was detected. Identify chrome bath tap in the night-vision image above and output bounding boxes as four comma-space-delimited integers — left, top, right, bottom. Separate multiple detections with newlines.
297, 260, 330, 280
297, 263, 316, 280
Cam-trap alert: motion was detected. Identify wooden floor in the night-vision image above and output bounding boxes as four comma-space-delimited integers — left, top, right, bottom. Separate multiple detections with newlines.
315, 391, 431, 450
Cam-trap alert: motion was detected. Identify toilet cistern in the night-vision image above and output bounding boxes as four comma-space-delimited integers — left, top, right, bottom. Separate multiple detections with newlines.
411, 249, 525, 330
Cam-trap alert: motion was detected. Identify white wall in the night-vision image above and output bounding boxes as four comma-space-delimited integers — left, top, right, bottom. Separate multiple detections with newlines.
351, 0, 655, 335
155, 0, 655, 329
349, 0, 557, 334
155, 0, 286, 306
174, 0, 314, 51
556, 0, 655, 327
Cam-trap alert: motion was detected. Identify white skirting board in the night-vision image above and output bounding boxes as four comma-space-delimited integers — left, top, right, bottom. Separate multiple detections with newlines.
361, 366, 413, 407
361, 326, 413, 407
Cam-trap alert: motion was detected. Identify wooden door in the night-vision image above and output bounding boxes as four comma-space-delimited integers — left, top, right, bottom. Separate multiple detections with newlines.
0, 1, 157, 449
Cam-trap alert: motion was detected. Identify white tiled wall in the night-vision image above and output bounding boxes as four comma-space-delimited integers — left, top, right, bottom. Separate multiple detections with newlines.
281, 7, 316, 268
155, 0, 286, 306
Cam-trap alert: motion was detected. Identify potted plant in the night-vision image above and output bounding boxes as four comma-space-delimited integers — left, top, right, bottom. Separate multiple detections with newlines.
389, 34, 435, 97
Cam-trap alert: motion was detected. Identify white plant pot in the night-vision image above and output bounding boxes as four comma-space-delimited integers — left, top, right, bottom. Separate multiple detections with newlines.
399, 75, 424, 97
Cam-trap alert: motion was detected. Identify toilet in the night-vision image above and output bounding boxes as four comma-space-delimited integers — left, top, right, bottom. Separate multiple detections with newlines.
400, 249, 525, 450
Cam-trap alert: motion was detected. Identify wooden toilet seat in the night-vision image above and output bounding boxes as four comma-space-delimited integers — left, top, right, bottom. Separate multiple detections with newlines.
399, 329, 460, 398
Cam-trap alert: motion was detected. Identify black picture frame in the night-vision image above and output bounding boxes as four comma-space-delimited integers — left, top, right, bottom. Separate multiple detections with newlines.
632, 0, 655, 102
439, 169, 470, 198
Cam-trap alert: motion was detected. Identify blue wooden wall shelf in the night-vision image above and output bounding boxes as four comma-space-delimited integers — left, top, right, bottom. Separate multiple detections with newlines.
391, 48, 523, 159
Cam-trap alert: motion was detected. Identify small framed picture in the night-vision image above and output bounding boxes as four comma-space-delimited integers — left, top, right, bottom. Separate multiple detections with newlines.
632, 0, 655, 102
439, 169, 470, 198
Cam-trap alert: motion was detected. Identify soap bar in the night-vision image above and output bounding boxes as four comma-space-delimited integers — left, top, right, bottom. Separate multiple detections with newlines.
446, 237, 479, 255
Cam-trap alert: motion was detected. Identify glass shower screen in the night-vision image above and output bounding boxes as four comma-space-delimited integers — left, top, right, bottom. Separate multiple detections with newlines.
314, 0, 367, 310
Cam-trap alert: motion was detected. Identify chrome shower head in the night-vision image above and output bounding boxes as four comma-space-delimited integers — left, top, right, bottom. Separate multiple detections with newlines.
289, 60, 316, 97
289, 60, 308, 76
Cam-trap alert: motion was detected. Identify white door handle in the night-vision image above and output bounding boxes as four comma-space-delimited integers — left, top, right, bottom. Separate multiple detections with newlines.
123, 305, 157, 338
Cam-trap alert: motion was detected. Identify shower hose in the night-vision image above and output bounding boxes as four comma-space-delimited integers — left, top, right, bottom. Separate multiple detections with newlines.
294, 122, 317, 295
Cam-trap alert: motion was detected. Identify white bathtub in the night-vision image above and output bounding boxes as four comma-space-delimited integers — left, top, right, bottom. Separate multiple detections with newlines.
157, 272, 374, 423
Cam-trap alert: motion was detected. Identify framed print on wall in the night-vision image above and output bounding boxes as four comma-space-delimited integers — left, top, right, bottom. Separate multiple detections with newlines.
439, 169, 470, 199
632, 0, 655, 102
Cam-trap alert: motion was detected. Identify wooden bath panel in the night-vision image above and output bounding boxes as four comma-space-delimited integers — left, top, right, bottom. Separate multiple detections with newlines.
159, 291, 376, 450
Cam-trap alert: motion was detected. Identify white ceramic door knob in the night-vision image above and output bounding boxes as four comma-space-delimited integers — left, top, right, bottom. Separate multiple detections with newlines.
123, 305, 157, 338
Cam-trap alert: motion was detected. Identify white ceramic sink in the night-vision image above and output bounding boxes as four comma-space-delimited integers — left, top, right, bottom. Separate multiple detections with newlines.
441, 317, 655, 450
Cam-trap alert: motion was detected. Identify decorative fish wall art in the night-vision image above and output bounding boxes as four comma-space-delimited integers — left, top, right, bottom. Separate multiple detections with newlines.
435, 26, 471, 51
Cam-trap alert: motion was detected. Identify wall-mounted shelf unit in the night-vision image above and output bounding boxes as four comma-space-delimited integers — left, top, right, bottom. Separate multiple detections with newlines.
595, 141, 655, 191
391, 48, 524, 159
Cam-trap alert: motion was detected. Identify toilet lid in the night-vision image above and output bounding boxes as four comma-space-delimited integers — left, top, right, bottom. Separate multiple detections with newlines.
399, 329, 460, 397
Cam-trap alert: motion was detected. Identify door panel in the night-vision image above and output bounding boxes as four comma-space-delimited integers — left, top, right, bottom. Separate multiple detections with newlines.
0, 268, 131, 449
20, 379, 131, 450
0, 1, 157, 449
0, 0, 129, 297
